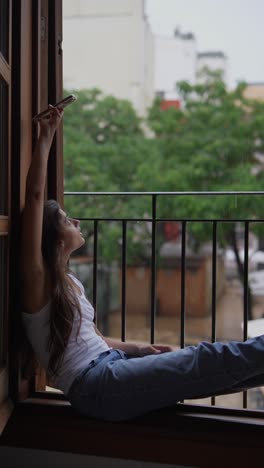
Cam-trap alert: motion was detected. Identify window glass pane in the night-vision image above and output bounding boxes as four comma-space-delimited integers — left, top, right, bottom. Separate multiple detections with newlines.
0, 76, 8, 215
0, 236, 7, 368
0, 0, 9, 61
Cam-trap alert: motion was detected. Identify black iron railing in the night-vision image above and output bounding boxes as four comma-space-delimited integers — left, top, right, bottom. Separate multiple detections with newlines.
65, 191, 264, 332
37, 191, 264, 412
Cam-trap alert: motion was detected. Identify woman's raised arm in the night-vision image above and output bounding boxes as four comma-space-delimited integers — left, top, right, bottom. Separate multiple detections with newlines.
21, 106, 63, 310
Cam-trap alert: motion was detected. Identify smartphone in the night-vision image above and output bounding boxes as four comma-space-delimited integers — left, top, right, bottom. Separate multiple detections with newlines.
32, 94, 77, 122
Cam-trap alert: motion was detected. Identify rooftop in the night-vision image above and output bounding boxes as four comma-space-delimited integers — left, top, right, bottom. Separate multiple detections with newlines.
197, 51, 226, 58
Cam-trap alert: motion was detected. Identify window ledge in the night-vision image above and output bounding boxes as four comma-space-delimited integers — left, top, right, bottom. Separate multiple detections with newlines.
0, 399, 14, 436
1, 399, 264, 467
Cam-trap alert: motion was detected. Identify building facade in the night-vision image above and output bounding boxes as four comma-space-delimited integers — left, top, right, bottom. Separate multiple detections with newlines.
63, 1, 228, 113
243, 82, 264, 101
154, 29, 228, 102
197, 51, 228, 83
154, 28, 197, 101
63, 0, 154, 116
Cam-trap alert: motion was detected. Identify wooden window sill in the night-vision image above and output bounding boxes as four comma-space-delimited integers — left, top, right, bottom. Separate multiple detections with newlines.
0, 399, 14, 435
1, 399, 264, 467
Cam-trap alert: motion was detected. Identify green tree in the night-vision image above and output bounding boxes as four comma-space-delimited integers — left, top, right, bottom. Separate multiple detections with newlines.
147, 69, 264, 317
63, 88, 161, 264
62, 76, 264, 317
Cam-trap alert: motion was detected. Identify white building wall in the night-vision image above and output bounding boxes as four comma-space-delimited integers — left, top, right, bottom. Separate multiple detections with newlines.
143, 19, 155, 113
197, 54, 228, 84
63, 0, 144, 17
154, 34, 196, 100
62, 0, 154, 116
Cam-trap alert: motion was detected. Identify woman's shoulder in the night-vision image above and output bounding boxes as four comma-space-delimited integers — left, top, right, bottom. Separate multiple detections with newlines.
67, 271, 85, 293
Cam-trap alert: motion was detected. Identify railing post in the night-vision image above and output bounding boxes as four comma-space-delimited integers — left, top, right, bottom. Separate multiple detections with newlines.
211, 221, 217, 343
211, 221, 217, 406
93, 219, 98, 325
243, 221, 249, 409
121, 220, 127, 342
150, 195, 157, 344
180, 221, 186, 349
243, 221, 249, 339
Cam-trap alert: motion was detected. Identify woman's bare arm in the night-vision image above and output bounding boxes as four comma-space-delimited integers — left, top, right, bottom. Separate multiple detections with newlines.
95, 326, 175, 356
21, 106, 63, 311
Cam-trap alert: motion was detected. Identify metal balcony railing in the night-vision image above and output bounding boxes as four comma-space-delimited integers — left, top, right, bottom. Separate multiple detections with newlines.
39, 191, 264, 412
65, 192, 264, 321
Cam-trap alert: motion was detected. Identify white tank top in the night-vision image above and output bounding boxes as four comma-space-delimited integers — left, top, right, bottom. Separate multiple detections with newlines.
22, 274, 111, 394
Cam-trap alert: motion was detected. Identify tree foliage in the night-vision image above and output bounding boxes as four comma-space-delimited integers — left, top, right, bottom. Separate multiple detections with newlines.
63, 72, 264, 269
147, 70, 264, 244
63, 88, 160, 263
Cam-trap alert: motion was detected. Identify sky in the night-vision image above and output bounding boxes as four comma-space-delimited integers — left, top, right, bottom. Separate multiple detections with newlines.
145, 0, 264, 88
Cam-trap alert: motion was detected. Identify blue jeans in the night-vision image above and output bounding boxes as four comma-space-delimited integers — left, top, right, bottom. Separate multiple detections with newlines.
67, 336, 264, 421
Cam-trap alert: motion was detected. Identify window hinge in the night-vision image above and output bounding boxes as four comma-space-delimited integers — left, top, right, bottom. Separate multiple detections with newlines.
58, 35, 63, 56
41, 16, 46, 41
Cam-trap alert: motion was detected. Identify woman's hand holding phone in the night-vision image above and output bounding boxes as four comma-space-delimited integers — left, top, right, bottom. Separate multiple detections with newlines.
32, 94, 77, 122
38, 105, 64, 140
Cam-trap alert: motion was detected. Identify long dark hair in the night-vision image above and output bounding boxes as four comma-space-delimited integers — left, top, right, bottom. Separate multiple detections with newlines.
42, 199, 82, 377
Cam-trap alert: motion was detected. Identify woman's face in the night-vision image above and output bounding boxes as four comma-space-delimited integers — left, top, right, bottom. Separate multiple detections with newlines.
58, 209, 85, 256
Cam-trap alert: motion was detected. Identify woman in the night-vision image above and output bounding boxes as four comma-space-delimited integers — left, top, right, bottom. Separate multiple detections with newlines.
21, 106, 264, 422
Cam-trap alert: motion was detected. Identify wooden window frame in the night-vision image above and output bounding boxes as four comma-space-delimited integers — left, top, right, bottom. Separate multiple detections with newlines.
1, 0, 63, 430
0, 0, 12, 429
